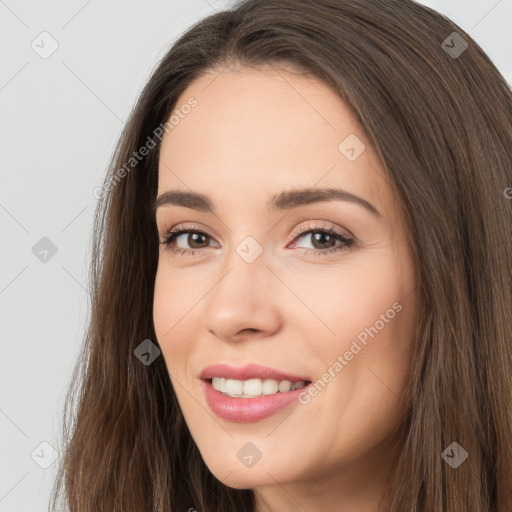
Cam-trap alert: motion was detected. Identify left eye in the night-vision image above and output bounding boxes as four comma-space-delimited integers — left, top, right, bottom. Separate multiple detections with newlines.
291, 228, 354, 254
159, 225, 354, 257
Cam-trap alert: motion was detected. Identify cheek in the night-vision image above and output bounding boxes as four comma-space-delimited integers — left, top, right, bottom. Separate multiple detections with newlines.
299, 274, 416, 464
153, 264, 194, 338
152, 268, 192, 367
305, 259, 416, 404
328, 266, 417, 418
152, 269, 170, 341
296, 262, 411, 350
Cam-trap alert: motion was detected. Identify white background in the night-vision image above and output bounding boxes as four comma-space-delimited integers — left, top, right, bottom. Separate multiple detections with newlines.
0, 0, 511, 510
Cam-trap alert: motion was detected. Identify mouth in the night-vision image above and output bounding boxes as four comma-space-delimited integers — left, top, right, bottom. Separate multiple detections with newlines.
202, 377, 312, 398
198, 363, 313, 422
200, 377, 313, 423
199, 363, 312, 398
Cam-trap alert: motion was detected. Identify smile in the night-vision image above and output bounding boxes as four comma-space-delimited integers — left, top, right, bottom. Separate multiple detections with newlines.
210, 377, 309, 398
201, 378, 313, 422
199, 363, 313, 422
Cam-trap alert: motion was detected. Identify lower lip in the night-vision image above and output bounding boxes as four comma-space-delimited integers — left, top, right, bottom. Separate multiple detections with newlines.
201, 379, 311, 423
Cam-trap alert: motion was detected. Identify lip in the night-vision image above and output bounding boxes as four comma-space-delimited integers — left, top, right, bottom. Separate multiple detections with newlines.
199, 363, 312, 423
199, 363, 311, 383
200, 379, 312, 422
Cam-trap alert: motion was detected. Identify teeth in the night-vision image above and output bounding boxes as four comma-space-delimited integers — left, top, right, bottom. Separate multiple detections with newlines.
290, 380, 305, 391
211, 377, 308, 398
278, 380, 292, 392
262, 379, 278, 395
225, 378, 243, 395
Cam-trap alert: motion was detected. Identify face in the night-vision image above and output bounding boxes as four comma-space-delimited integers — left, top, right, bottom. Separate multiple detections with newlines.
153, 65, 418, 500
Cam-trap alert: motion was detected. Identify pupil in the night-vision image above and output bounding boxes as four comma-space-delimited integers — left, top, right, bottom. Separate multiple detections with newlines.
189, 233, 207, 248
313, 232, 334, 249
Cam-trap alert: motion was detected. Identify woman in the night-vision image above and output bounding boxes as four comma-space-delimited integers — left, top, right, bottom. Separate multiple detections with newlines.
50, 0, 512, 511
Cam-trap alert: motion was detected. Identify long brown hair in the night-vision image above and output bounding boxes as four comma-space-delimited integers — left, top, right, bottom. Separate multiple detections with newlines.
49, 1, 512, 510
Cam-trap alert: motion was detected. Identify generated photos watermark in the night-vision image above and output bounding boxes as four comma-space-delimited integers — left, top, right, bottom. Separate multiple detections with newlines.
93, 96, 198, 200
298, 301, 403, 405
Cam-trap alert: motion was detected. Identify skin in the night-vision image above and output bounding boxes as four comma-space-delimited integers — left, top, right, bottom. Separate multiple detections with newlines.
153, 64, 418, 512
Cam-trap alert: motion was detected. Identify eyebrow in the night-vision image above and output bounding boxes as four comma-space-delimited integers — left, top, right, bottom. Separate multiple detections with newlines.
152, 187, 382, 218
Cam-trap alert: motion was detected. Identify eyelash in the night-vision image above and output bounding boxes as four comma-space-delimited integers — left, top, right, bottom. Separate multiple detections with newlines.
159, 222, 354, 258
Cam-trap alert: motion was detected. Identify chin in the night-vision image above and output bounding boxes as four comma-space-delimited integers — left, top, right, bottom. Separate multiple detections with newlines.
204, 458, 294, 489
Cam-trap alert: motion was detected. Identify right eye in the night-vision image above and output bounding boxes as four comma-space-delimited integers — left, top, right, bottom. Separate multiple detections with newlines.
160, 225, 218, 256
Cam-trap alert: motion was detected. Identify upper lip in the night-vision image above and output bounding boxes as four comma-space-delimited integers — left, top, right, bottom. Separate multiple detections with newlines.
200, 363, 311, 383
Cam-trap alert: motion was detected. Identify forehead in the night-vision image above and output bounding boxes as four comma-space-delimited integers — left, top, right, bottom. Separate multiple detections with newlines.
157, 65, 394, 221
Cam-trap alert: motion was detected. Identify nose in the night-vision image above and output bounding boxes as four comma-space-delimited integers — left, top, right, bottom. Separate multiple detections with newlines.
202, 249, 283, 343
